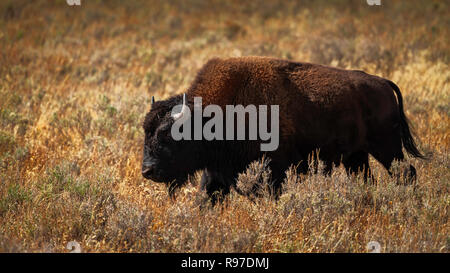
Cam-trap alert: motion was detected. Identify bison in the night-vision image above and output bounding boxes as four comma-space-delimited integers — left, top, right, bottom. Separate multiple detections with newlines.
142, 56, 424, 203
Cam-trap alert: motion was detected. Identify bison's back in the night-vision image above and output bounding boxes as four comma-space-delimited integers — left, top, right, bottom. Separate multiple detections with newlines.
189, 57, 398, 148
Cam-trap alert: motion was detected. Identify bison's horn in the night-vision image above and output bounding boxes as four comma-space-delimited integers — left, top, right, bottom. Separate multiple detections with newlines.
171, 93, 189, 121
151, 96, 155, 105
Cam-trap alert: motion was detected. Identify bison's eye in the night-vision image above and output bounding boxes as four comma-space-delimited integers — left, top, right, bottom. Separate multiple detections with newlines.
144, 130, 152, 141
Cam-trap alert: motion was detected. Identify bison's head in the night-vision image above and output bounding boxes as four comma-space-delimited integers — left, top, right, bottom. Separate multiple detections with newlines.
141, 94, 199, 192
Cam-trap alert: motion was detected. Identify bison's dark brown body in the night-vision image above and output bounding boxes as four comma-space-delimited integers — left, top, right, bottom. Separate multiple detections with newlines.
142, 56, 424, 203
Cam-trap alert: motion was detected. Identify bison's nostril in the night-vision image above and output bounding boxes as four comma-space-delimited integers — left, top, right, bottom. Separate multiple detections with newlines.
142, 165, 154, 178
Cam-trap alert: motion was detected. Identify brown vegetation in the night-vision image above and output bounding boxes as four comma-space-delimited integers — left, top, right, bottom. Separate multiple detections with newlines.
0, 0, 448, 252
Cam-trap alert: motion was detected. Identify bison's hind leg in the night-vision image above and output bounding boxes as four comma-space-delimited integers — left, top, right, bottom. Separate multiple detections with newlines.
368, 130, 416, 184
343, 151, 372, 182
404, 164, 417, 184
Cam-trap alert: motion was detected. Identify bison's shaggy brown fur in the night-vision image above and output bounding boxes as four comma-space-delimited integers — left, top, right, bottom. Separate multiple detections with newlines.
143, 56, 424, 203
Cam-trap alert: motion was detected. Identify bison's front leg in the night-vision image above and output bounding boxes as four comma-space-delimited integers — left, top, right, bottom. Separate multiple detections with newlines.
200, 169, 232, 205
167, 176, 189, 199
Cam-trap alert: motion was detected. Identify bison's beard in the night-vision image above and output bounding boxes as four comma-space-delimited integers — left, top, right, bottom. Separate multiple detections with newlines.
167, 175, 190, 198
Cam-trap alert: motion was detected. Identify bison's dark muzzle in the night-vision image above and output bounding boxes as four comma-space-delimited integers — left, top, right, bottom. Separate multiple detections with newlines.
142, 163, 155, 179
142, 158, 167, 182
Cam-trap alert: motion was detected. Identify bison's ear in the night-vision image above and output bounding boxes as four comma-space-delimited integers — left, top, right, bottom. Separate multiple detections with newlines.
151, 96, 155, 105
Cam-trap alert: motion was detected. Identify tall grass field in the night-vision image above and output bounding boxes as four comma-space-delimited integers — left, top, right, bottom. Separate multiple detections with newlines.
0, 0, 448, 252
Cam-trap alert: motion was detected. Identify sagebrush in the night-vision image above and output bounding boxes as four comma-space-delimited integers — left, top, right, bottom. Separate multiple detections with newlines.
0, 0, 448, 252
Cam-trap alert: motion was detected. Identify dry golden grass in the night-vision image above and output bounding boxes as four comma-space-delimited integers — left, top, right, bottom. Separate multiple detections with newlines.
0, 0, 448, 252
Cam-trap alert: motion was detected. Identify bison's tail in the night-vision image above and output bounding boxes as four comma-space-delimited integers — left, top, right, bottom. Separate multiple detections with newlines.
387, 80, 426, 159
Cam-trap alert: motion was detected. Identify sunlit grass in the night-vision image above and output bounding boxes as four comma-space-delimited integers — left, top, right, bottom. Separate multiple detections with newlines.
0, 0, 448, 252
